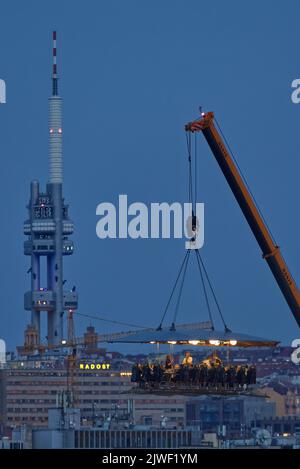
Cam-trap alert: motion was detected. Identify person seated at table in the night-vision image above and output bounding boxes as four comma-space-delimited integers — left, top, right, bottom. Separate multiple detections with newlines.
165, 354, 173, 369
182, 351, 193, 366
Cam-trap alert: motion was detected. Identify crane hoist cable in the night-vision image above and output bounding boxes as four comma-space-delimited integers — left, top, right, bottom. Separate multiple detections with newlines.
185, 131, 194, 213
158, 120, 230, 331
157, 122, 232, 333
188, 118, 231, 331
157, 128, 226, 331
186, 130, 199, 233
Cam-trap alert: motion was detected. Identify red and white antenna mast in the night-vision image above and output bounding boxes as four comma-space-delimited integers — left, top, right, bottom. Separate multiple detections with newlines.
52, 31, 58, 95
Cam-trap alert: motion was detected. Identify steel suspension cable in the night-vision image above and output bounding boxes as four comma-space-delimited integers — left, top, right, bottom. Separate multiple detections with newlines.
157, 250, 190, 330
196, 249, 231, 332
170, 249, 191, 330
194, 250, 215, 330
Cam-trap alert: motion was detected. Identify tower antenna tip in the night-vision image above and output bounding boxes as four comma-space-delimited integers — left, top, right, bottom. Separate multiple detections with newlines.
52, 30, 58, 95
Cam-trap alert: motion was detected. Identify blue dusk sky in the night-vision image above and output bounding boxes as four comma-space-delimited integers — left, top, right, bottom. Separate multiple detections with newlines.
1, 1, 300, 352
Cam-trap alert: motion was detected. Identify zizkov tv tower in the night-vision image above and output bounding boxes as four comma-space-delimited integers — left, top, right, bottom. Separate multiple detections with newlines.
23, 32, 78, 346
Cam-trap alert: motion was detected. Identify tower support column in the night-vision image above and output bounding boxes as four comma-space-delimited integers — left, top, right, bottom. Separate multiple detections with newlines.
30, 180, 40, 341
31, 254, 40, 340
48, 182, 64, 345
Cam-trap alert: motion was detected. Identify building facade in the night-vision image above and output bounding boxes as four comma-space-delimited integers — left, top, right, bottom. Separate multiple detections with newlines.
3, 359, 185, 431
186, 395, 275, 438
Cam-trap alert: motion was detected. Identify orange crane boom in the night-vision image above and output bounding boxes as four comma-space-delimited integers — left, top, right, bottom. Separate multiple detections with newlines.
185, 112, 300, 327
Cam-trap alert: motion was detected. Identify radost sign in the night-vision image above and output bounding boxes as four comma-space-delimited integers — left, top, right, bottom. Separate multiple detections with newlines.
79, 362, 111, 370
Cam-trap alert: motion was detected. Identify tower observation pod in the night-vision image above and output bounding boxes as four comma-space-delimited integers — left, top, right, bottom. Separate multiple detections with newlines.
23, 32, 78, 346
